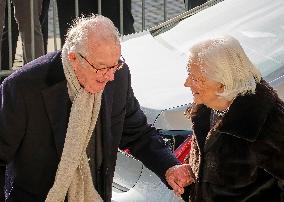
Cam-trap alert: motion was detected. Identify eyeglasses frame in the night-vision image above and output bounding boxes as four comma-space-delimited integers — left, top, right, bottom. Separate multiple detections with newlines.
78, 53, 125, 75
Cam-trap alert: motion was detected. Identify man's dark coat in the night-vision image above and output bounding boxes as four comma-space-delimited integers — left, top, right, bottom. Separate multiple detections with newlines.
0, 51, 179, 201
188, 80, 284, 202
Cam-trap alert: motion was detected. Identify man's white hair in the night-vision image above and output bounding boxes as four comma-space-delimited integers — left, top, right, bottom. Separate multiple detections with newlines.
188, 35, 261, 100
62, 14, 120, 55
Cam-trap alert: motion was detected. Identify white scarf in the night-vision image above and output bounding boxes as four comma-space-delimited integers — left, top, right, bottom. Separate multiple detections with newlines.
45, 48, 103, 202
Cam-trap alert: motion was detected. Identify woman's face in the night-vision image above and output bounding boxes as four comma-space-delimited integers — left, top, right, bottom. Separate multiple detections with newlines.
184, 61, 224, 108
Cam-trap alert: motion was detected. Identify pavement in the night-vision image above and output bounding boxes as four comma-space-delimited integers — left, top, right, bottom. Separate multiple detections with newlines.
13, 0, 186, 67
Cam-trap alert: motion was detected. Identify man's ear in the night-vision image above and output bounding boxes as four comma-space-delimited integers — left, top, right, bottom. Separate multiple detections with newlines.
67, 52, 79, 71
68, 52, 76, 61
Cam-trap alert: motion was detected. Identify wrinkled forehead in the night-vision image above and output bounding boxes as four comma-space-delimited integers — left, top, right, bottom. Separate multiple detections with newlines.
186, 54, 208, 75
187, 37, 225, 66
89, 39, 120, 49
187, 64, 208, 85
87, 37, 121, 56
187, 41, 221, 75
88, 30, 120, 45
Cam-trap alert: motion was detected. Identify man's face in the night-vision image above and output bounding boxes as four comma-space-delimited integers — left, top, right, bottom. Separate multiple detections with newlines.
69, 40, 121, 94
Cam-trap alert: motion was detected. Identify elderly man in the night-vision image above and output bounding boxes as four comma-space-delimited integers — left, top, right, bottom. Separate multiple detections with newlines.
0, 15, 192, 201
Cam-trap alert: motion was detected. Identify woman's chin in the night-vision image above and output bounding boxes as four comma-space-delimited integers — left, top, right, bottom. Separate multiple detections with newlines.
193, 96, 201, 104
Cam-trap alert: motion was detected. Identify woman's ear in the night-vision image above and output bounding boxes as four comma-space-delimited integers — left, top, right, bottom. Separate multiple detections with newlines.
218, 83, 225, 93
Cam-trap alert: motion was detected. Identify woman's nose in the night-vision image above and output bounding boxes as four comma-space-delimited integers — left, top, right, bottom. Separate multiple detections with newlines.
184, 76, 191, 87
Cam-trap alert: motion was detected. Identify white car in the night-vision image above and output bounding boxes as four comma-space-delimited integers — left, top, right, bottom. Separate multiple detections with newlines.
111, 0, 284, 201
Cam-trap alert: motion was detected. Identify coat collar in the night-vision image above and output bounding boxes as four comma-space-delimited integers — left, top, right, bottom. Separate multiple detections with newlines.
101, 81, 114, 159
192, 80, 274, 143
41, 51, 71, 157
42, 81, 70, 157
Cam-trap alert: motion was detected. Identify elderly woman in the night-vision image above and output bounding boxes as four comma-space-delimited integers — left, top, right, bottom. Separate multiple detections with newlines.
184, 35, 284, 202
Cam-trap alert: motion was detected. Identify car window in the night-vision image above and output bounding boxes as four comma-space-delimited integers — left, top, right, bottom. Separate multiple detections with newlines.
159, 129, 192, 151
239, 6, 284, 78
154, 105, 192, 130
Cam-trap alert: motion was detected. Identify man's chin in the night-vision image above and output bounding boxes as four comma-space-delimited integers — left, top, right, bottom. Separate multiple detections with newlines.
85, 88, 103, 94
85, 85, 106, 94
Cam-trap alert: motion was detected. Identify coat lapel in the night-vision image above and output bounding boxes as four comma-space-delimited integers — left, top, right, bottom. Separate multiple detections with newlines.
191, 105, 211, 151
40, 48, 116, 159
101, 81, 114, 158
42, 81, 71, 157
218, 81, 273, 142
42, 80, 115, 159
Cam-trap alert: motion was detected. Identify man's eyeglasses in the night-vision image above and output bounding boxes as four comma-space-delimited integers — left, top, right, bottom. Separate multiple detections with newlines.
78, 53, 125, 75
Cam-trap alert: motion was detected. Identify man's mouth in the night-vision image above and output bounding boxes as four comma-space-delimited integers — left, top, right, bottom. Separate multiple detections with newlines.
96, 80, 106, 84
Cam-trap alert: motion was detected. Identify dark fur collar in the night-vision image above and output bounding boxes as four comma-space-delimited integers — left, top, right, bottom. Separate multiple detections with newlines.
191, 80, 276, 142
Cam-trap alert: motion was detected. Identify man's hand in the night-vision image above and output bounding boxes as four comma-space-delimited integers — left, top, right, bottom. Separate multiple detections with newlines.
165, 164, 195, 197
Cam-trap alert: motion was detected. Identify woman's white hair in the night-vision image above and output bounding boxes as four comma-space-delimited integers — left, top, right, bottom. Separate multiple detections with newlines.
62, 14, 120, 56
188, 35, 261, 100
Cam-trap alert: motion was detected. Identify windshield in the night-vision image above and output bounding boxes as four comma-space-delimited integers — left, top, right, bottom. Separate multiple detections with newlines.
239, 5, 284, 78
156, 0, 284, 78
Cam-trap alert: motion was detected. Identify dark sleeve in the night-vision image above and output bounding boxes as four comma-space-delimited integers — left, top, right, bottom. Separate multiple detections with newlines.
0, 79, 27, 197
251, 130, 284, 199
0, 167, 4, 201
119, 70, 180, 182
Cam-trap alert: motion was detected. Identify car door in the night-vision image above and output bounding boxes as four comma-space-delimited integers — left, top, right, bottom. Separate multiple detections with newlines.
113, 150, 143, 192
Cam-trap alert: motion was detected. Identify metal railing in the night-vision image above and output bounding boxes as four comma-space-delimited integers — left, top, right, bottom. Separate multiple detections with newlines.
0, 0, 213, 79
149, 0, 224, 36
